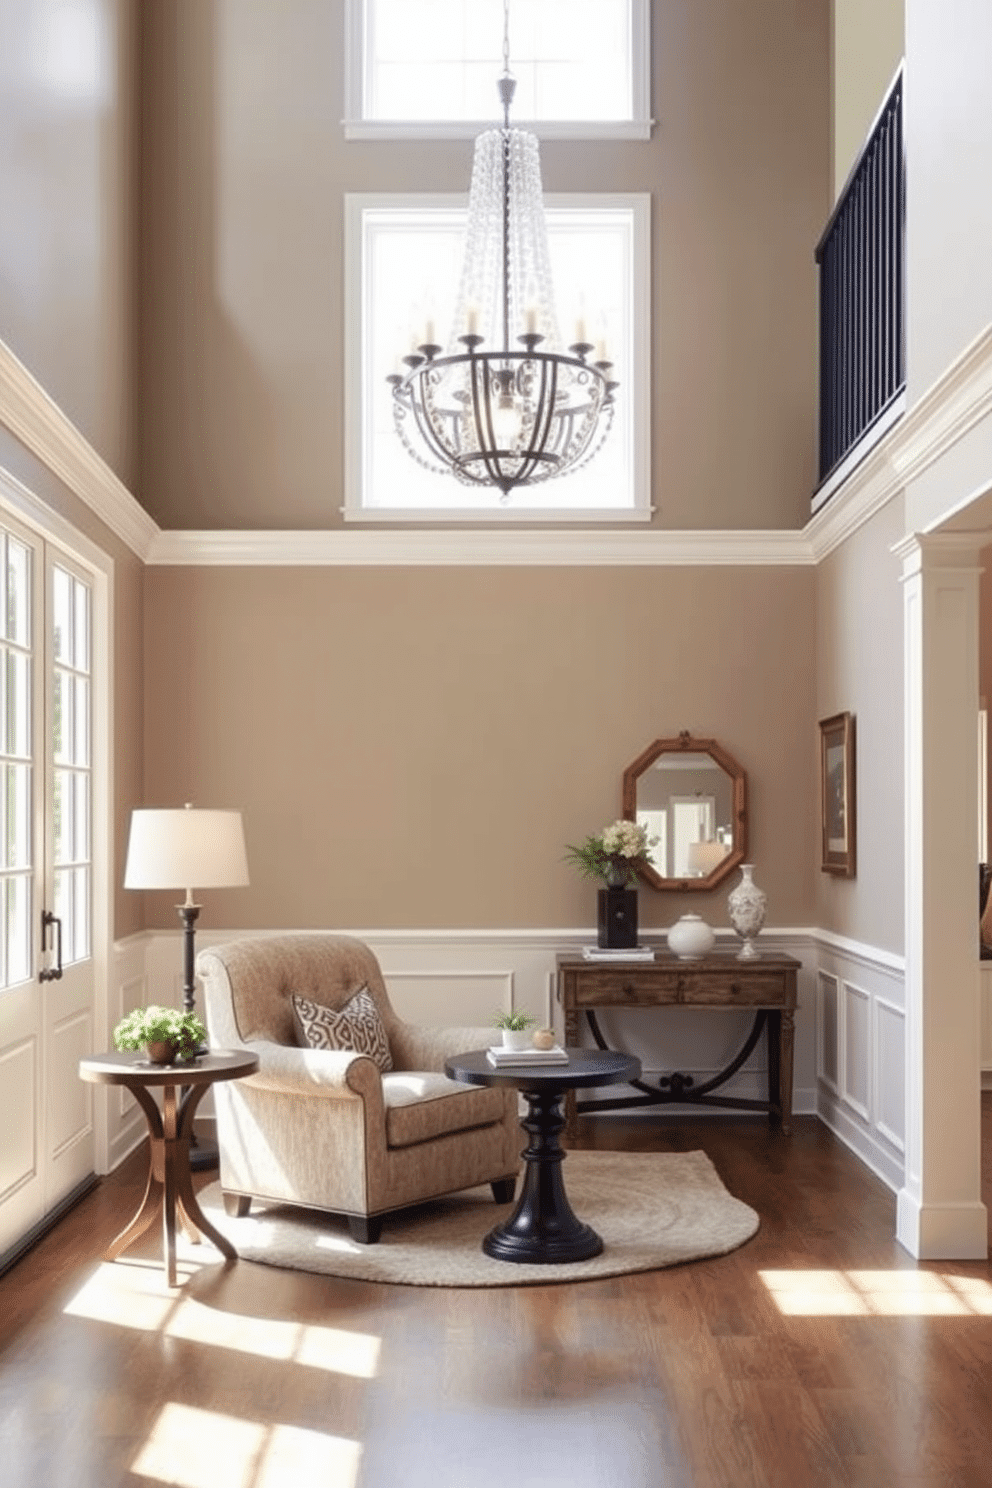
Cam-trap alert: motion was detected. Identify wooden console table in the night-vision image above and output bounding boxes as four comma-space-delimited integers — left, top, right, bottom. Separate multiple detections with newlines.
556, 950, 799, 1141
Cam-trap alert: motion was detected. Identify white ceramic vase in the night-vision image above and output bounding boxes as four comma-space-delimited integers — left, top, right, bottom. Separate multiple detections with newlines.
727, 863, 767, 960
666, 913, 716, 960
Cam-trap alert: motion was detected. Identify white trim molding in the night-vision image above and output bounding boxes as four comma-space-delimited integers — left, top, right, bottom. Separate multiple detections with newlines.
0, 338, 158, 561
145, 526, 815, 567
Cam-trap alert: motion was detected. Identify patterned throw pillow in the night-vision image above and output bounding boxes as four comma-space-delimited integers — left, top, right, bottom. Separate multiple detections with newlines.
291, 987, 393, 1073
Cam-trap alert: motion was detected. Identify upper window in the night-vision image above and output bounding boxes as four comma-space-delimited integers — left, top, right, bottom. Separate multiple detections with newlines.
344, 194, 651, 522
344, 0, 652, 139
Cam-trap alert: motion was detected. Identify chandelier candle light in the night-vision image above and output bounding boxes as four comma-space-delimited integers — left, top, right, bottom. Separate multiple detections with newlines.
389, 1, 617, 500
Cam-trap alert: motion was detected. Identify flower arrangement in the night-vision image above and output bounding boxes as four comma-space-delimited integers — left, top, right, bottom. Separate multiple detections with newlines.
564, 818, 657, 888
113, 1005, 207, 1062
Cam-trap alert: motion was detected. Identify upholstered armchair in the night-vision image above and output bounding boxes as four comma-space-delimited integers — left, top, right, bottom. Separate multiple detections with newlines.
196, 933, 520, 1242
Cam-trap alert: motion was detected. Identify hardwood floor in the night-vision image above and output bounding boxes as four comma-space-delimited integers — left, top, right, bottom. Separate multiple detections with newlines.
1, 1103, 991, 1488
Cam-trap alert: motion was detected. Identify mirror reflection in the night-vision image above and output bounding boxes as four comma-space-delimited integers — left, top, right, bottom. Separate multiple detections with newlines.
622, 733, 747, 892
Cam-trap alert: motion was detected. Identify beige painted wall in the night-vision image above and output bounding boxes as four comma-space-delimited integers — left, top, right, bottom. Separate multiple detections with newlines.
815, 495, 905, 954
143, 564, 817, 932
831, 0, 904, 198
0, 0, 139, 488
138, 0, 830, 533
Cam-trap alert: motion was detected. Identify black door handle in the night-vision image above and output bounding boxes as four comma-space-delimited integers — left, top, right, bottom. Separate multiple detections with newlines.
39, 909, 63, 982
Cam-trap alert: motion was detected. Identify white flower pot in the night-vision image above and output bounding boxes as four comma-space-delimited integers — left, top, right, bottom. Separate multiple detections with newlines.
501, 1028, 532, 1051
666, 914, 716, 960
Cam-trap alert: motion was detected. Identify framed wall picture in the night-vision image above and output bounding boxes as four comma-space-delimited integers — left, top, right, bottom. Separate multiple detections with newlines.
819, 712, 856, 877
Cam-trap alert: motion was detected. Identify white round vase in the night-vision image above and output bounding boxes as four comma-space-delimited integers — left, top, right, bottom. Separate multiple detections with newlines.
727, 864, 767, 960
667, 914, 716, 960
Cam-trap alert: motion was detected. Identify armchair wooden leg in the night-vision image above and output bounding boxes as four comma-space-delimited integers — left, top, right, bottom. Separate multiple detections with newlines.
222, 1192, 252, 1218
348, 1215, 383, 1245
491, 1176, 516, 1205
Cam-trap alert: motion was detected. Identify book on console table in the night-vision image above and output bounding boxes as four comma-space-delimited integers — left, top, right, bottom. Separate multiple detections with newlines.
486, 1046, 569, 1066
582, 946, 655, 962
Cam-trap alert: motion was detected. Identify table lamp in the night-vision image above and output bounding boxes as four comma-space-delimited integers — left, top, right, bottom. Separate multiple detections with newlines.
124, 804, 250, 1017
124, 805, 249, 1170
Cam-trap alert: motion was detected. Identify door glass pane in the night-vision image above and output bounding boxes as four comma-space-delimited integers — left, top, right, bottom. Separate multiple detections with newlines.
6, 539, 29, 646
5, 764, 31, 868
5, 652, 30, 758
73, 582, 89, 674
73, 676, 89, 767
52, 565, 71, 663
53, 668, 72, 764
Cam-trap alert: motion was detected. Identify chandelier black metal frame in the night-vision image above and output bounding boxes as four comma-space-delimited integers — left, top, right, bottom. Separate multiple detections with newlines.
388, 8, 618, 501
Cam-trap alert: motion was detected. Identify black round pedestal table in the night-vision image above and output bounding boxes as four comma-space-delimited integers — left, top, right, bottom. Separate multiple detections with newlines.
444, 1048, 640, 1264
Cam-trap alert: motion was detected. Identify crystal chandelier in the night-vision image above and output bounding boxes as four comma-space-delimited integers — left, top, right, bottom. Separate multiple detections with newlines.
388, 5, 618, 501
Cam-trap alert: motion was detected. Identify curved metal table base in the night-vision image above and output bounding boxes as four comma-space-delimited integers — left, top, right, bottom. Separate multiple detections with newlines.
577, 1007, 787, 1126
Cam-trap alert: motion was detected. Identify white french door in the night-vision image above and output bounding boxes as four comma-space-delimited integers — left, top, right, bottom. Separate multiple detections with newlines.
0, 511, 97, 1259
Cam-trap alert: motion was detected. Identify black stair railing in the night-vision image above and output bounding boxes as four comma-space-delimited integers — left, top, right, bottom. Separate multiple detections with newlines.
816, 69, 904, 486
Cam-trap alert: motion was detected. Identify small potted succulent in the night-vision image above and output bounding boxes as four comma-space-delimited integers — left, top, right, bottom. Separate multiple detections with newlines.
493, 1009, 536, 1052
113, 1005, 207, 1065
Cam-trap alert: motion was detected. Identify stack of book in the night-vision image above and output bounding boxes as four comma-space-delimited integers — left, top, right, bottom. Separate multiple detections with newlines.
486, 1044, 569, 1067
582, 946, 655, 962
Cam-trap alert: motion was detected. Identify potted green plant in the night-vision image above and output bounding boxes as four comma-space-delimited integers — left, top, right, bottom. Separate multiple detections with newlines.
494, 1009, 536, 1051
113, 1005, 207, 1065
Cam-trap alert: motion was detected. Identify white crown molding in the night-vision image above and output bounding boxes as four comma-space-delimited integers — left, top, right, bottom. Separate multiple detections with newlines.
0, 338, 159, 560
7, 306, 992, 572
145, 526, 815, 566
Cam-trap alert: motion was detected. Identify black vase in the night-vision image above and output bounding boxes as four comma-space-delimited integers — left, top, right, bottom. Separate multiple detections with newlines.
597, 887, 638, 949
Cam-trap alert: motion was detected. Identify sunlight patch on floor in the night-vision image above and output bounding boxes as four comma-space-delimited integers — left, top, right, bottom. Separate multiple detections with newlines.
62, 1260, 380, 1376
760, 1268, 992, 1316
130, 1403, 361, 1488
63, 1260, 197, 1328
165, 1299, 381, 1377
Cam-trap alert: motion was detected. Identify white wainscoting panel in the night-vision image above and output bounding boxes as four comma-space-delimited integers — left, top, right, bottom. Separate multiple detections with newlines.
817, 972, 839, 1092
116, 927, 821, 1155
843, 982, 871, 1121
814, 934, 906, 1191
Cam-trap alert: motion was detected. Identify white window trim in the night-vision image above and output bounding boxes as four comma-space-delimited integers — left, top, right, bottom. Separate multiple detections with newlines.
342, 0, 653, 141
343, 191, 652, 524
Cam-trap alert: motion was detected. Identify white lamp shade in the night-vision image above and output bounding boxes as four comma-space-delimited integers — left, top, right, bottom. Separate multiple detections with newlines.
124, 808, 249, 892
686, 839, 729, 876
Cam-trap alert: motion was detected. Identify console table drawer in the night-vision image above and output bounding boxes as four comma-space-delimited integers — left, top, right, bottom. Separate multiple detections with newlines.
569, 972, 678, 1007
676, 970, 791, 1006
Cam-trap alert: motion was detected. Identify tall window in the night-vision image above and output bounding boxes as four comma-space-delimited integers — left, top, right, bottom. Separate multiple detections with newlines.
345, 194, 650, 520
345, 0, 651, 138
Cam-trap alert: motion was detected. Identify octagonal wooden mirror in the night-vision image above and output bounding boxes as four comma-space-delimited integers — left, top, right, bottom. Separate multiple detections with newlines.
622, 732, 748, 892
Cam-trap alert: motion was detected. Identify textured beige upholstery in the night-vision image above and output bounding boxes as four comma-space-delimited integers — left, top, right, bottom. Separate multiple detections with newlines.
197, 934, 520, 1241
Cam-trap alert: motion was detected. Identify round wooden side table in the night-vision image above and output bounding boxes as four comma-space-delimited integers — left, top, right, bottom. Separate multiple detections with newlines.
445, 1047, 640, 1264
78, 1049, 258, 1286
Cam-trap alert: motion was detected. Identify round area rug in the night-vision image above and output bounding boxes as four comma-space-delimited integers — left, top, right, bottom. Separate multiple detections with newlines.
195, 1150, 758, 1287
